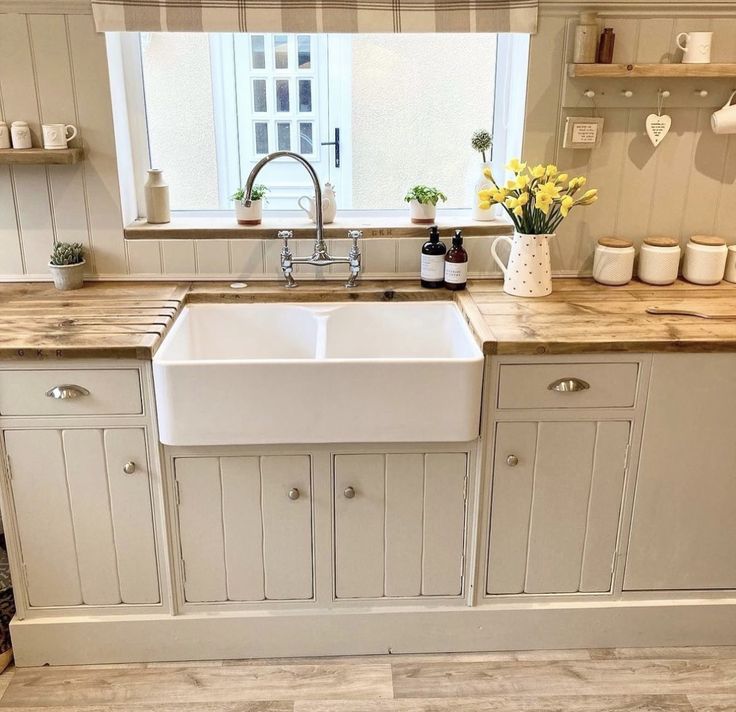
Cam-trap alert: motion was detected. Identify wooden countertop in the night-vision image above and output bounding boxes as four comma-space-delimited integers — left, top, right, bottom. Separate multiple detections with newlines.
1, 278, 736, 359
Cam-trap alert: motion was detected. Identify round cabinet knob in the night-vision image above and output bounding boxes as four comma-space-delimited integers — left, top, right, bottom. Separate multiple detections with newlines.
506, 455, 519, 467
343, 486, 356, 499
122, 461, 136, 475
288, 488, 300, 500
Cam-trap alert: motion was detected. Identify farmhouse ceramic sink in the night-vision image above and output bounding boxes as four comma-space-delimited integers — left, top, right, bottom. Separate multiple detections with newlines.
153, 302, 484, 445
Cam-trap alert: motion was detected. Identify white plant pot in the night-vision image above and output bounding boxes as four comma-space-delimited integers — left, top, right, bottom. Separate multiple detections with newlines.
49, 260, 85, 291
235, 199, 263, 225
409, 200, 437, 225
491, 233, 554, 297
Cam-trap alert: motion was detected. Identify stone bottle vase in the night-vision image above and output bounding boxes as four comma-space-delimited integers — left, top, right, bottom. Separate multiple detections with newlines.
471, 162, 496, 222
491, 233, 554, 297
144, 169, 170, 224
48, 261, 86, 291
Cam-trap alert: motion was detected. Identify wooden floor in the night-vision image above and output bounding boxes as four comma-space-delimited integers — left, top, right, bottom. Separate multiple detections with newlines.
0, 648, 734, 711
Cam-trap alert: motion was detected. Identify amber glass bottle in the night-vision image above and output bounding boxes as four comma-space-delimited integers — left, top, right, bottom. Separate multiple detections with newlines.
444, 229, 468, 291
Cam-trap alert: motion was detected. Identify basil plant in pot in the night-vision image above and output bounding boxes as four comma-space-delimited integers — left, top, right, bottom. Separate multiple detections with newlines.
49, 241, 85, 291
404, 185, 447, 224
232, 184, 269, 225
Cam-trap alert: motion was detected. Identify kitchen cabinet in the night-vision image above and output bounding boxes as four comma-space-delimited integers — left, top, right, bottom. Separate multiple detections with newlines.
487, 420, 630, 595
333, 452, 468, 599
625, 353, 736, 591
174, 455, 314, 602
3, 427, 159, 607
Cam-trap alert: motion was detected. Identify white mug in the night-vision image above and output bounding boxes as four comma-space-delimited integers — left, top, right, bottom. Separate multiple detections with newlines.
676, 31, 712, 64
11, 121, 32, 149
712, 90, 736, 135
0, 122, 9, 149
42, 123, 77, 150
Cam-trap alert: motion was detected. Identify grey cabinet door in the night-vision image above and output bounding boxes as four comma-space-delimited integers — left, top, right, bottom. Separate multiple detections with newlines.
175, 455, 313, 603
488, 420, 630, 595
625, 354, 736, 591
333, 452, 468, 599
5, 428, 159, 607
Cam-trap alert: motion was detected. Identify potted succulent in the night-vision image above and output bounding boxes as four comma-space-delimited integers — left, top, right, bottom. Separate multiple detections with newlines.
49, 241, 85, 291
232, 184, 269, 225
404, 185, 447, 224
470, 129, 496, 222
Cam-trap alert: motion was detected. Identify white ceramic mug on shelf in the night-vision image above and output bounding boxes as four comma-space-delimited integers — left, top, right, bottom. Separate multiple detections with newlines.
11, 121, 32, 149
712, 91, 736, 135
42, 123, 77, 150
676, 31, 713, 64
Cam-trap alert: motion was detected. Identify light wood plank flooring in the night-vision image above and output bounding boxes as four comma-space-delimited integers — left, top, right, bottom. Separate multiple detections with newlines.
0, 648, 734, 711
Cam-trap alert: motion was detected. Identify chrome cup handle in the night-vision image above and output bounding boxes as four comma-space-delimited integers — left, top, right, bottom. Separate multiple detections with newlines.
548, 377, 590, 393
45, 384, 90, 400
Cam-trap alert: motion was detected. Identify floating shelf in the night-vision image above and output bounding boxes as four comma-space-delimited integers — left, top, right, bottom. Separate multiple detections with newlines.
0, 148, 84, 165
568, 63, 736, 79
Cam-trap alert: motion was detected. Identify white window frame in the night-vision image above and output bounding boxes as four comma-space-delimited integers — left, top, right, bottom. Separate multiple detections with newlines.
112, 31, 526, 220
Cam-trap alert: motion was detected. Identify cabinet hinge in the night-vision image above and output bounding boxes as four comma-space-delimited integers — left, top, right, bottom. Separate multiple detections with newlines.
174, 479, 181, 506
180, 557, 187, 583
463, 474, 469, 503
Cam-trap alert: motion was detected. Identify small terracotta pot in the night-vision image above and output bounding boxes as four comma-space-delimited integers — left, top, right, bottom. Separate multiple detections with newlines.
235, 199, 263, 225
49, 260, 85, 291
408, 200, 437, 225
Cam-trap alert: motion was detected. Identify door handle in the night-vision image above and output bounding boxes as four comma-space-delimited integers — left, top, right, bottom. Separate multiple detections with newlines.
320, 128, 340, 168
548, 377, 590, 393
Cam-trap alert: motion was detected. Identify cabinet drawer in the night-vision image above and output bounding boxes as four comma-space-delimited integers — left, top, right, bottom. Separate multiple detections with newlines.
0, 369, 142, 417
497, 363, 639, 410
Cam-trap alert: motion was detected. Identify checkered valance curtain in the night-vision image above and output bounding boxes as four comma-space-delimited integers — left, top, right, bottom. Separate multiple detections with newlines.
91, 0, 538, 33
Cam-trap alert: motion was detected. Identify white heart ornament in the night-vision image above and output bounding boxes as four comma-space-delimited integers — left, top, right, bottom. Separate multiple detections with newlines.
646, 113, 671, 147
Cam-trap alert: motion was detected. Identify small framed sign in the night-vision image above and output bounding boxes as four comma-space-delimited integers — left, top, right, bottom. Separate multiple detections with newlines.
563, 116, 605, 149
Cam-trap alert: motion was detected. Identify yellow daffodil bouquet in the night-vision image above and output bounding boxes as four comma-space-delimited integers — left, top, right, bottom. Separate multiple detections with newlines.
478, 159, 598, 235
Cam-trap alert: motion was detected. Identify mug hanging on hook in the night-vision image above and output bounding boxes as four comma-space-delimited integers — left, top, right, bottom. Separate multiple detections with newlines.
646, 89, 672, 147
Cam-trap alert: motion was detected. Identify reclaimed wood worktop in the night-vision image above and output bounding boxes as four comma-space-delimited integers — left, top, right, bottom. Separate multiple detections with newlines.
1, 278, 736, 359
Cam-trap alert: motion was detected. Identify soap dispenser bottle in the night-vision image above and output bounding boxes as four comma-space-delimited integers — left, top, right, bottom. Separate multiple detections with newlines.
444, 229, 468, 291
420, 225, 447, 289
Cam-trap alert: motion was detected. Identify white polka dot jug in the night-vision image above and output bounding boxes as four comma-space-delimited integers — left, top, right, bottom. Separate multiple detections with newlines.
491, 232, 554, 297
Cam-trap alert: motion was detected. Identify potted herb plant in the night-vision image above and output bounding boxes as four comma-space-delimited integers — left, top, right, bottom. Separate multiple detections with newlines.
232, 184, 269, 225
470, 129, 496, 222
404, 185, 447, 224
49, 241, 85, 291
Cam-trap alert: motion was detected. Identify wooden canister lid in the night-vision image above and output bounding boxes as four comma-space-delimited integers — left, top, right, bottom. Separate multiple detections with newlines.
643, 236, 679, 248
691, 235, 726, 247
598, 237, 633, 249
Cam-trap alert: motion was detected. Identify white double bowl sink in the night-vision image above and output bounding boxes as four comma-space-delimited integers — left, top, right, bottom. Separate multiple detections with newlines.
153, 302, 484, 446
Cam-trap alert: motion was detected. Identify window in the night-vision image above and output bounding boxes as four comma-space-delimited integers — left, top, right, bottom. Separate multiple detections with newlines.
121, 32, 528, 216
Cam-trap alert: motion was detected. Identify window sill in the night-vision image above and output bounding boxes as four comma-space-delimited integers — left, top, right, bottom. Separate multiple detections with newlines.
124, 211, 513, 240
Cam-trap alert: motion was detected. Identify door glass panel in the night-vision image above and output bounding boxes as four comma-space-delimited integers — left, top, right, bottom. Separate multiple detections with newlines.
297, 36, 311, 69
277, 122, 291, 151
252, 79, 267, 112
298, 79, 312, 112
254, 122, 269, 154
275, 79, 290, 112
274, 35, 289, 69
299, 122, 313, 154
251, 35, 266, 69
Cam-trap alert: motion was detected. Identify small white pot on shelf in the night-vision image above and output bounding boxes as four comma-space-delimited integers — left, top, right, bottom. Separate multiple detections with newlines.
48, 260, 85, 291
408, 200, 437, 225
235, 199, 263, 226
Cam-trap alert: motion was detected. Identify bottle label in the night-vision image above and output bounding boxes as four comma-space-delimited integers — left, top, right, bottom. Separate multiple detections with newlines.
444, 262, 468, 285
421, 254, 445, 281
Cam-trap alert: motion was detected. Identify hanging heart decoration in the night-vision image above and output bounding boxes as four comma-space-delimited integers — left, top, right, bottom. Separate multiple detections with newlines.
646, 113, 672, 147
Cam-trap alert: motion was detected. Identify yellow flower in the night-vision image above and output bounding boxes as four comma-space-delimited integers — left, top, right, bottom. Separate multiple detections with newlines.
506, 180, 517, 190
505, 192, 529, 217
478, 200, 491, 211
537, 181, 561, 200
576, 188, 598, 206
490, 188, 508, 204
478, 188, 494, 201
530, 164, 546, 179
482, 166, 494, 181
568, 176, 587, 192
514, 174, 530, 190
559, 195, 574, 217
556, 173, 569, 184
545, 164, 558, 178
535, 191, 553, 215
506, 158, 526, 174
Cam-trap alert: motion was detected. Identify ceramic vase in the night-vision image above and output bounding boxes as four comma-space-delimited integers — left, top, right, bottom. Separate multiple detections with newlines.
48, 260, 85, 291
472, 163, 496, 222
409, 200, 437, 225
144, 169, 170, 224
491, 232, 554, 297
298, 182, 337, 224
235, 198, 263, 225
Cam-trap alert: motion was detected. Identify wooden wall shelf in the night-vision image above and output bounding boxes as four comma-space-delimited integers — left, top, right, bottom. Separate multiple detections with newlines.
568, 63, 736, 79
0, 148, 84, 165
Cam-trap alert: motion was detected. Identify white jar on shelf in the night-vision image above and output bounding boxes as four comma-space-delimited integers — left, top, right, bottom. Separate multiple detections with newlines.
638, 236, 681, 285
593, 237, 635, 286
683, 235, 728, 285
144, 168, 170, 224
724, 245, 736, 284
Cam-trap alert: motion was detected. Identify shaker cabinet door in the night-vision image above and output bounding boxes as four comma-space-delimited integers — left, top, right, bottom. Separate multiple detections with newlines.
4, 428, 160, 608
487, 420, 630, 595
625, 354, 736, 591
333, 452, 468, 599
175, 455, 313, 603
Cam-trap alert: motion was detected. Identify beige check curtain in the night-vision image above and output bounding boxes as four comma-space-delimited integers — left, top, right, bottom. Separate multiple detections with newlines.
91, 0, 538, 33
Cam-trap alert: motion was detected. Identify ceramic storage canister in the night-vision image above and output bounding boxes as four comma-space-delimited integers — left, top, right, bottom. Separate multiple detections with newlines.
638, 236, 681, 285
683, 235, 728, 285
593, 237, 635, 286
